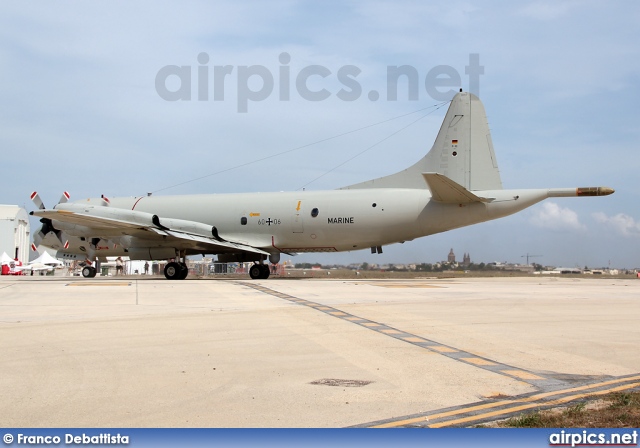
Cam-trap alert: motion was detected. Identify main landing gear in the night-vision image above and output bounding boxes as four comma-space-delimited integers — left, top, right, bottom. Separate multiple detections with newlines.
164, 261, 189, 280
164, 251, 189, 280
81, 259, 100, 278
81, 266, 97, 278
249, 263, 270, 280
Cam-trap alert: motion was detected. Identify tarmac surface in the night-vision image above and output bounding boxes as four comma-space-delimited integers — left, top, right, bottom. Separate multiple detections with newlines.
0, 274, 638, 427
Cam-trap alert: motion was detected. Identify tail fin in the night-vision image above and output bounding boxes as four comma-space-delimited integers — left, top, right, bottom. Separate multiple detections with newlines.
342, 92, 502, 191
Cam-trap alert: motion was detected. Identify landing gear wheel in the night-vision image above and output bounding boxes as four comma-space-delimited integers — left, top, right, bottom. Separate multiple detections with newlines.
178, 262, 189, 280
82, 266, 97, 278
249, 264, 262, 280
259, 264, 270, 279
164, 262, 184, 280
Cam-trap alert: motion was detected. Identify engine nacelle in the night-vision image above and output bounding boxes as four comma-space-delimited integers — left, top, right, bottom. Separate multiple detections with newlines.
152, 215, 216, 239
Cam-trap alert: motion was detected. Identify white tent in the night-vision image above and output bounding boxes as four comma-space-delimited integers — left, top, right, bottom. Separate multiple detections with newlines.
19, 262, 54, 272
1, 252, 13, 265
30, 251, 63, 266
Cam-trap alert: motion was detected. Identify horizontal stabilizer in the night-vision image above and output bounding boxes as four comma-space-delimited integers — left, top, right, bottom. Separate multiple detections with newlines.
422, 173, 493, 204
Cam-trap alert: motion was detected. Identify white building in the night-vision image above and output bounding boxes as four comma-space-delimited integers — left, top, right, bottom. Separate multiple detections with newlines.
0, 205, 31, 263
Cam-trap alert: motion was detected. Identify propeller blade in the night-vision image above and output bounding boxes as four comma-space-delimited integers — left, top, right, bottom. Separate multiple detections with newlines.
30, 191, 45, 210
59, 191, 70, 204
53, 229, 64, 245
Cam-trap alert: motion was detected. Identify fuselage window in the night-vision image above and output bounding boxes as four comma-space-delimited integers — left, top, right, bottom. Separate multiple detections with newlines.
241, 217, 248, 225
311, 208, 319, 217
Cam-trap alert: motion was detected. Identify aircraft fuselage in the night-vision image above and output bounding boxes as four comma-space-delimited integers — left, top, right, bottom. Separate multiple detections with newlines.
59, 187, 549, 256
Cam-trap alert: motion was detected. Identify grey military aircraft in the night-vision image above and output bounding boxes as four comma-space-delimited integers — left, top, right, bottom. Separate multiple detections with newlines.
31, 91, 613, 280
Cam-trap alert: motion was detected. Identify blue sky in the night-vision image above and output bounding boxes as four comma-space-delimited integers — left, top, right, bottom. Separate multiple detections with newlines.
1, 1, 638, 268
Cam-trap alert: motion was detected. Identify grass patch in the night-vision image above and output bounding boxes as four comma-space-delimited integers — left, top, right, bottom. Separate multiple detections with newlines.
504, 411, 544, 427
486, 391, 640, 428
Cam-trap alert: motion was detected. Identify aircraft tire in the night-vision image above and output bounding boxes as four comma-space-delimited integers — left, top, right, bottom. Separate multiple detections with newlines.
82, 266, 96, 278
164, 262, 183, 280
249, 264, 262, 279
259, 264, 270, 279
178, 262, 189, 280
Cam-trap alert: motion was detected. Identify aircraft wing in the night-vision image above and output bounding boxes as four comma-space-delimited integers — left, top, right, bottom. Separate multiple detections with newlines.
31, 207, 270, 256
32, 209, 148, 230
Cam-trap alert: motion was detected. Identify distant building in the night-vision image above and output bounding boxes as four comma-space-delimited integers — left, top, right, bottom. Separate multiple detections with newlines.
447, 248, 456, 263
0, 205, 31, 263
462, 253, 471, 267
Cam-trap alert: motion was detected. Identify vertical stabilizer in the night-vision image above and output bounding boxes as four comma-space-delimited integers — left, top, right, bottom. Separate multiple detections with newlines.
342, 92, 502, 191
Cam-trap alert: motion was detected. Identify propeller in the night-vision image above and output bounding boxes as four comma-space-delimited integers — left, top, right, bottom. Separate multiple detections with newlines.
30, 191, 69, 251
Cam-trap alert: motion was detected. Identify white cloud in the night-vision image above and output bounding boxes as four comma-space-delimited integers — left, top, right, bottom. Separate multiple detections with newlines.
593, 212, 640, 237
531, 202, 586, 231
